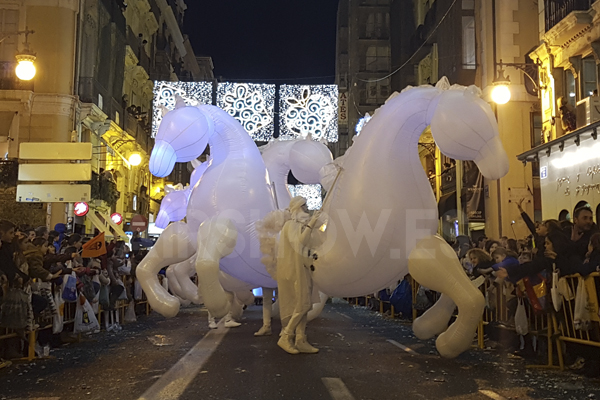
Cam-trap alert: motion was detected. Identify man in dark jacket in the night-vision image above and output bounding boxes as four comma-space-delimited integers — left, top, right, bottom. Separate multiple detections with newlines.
0, 220, 29, 290
564, 206, 599, 261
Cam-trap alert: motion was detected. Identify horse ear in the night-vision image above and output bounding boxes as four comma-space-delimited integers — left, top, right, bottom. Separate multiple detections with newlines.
159, 105, 169, 117
435, 77, 451, 91
174, 94, 186, 109
164, 185, 175, 194
174, 183, 184, 191
464, 85, 482, 98
190, 158, 202, 168
305, 133, 313, 141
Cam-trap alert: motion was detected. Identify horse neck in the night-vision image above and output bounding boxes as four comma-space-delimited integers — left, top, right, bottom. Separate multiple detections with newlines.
199, 105, 259, 163
261, 140, 295, 209
324, 87, 439, 213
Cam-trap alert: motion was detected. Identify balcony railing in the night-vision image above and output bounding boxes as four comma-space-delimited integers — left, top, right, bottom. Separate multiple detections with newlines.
545, 0, 591, 32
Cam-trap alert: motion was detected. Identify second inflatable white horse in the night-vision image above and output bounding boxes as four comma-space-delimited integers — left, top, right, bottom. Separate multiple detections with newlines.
137, 101, 333, 327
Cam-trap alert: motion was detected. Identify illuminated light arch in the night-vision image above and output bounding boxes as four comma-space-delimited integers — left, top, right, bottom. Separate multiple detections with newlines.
355, 113, 372, 136
279, 85, 339, 142
288, 184, 322, 210
217, 83, 276, 141
152, 81, 213, 137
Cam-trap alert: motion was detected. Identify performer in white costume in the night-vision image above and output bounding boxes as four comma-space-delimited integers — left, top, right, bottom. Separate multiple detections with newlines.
276, 197, 321, 355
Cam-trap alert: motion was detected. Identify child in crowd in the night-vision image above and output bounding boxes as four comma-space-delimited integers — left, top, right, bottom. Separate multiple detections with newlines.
467, 248, 494, 277
581, 232, 600, 276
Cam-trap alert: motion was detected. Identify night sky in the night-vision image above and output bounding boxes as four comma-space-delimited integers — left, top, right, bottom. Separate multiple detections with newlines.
183, 0, 340, 84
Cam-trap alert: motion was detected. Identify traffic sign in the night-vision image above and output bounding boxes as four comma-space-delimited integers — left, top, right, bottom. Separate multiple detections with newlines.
131, 214, 148, 232
111, 213, 123, 225
74, 202, 89, 216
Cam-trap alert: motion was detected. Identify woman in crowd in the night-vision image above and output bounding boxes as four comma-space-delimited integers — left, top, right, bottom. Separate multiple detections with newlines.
497, 231, 581, 283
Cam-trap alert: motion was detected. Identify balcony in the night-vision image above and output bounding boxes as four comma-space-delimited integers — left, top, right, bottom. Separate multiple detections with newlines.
545, 0, 592, 32
79, 77, 124, 128
0, 62, 34, 91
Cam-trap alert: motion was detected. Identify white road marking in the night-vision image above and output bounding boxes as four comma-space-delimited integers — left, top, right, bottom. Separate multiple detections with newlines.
322, 378, 356, 400
479, 390, 507, 400
387, 339, 419, 355
337, 312, 352, 320
137, 320, 229, 400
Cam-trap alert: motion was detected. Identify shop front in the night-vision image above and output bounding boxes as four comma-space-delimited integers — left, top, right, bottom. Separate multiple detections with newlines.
518, 121, 600, 224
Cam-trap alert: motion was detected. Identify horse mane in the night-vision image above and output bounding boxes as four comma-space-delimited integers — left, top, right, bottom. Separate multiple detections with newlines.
255, 209, 291, 280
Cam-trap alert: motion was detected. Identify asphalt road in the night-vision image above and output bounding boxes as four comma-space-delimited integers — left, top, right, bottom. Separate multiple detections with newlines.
1, 300, 600, 400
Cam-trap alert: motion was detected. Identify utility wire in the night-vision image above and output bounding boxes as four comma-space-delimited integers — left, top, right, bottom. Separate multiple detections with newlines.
357, 0, 458, 83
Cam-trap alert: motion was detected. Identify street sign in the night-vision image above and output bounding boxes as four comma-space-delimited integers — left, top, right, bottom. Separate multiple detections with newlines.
19, 142, 92, 160
131, 214, 148, 232
16, 184, 90, 203
111, 213, 123, 225
18, 163, 92, 181
74, 202, 89, 216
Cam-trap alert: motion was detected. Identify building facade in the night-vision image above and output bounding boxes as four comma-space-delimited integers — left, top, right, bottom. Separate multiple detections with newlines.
0, 0, 207, 237
518, 0, 600, 226
375, 0, 542, 242
335, 0, 392, 158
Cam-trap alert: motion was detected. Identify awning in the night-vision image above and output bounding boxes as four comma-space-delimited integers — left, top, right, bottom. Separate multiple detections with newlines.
86, 211, 128, 240
438, 191, 457, 216
86, 211, 109, 236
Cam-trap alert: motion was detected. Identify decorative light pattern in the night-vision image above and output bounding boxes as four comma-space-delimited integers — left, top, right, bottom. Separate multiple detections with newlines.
287, 184, 322, 210
355, 113, 372, 136
279, 85, 338, 142
217, 83, 276, 141
152, 81, 213, 137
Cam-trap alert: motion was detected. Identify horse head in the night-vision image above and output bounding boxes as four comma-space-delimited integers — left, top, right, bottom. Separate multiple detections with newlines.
428, 81, 509, 180
155, 185, 190, 229
288, 136, 333, 184
150, 96, 213, 178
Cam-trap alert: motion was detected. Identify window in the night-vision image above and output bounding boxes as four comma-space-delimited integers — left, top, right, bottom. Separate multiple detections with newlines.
363, 45, 390, 72
462, 16, 476, 69
530, 112, 543, 148
0, 8, 18, 62
462, 0, 474, 9
582, 58, 597, 98
363, 12, 390, 39
359, 78, 390, 105
565, 69, 576, 108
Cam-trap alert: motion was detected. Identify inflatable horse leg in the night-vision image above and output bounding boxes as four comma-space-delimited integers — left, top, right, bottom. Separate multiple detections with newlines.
195, 217, 238, 319
165, 265, 192, 307
172, 255, 203, 304
136, 221, 196, 318
412, 277, 486, 340
255, 287, 274, 336
408, 235, 484, 358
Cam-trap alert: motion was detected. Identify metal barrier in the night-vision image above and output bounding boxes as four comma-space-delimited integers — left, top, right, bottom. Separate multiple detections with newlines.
556, 272, 600, 348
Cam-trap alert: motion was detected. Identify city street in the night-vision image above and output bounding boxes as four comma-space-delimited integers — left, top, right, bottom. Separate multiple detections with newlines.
1, 300, 599, 400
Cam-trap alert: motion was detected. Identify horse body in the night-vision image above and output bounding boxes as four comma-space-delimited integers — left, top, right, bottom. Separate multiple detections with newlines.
314, 87, 440, 296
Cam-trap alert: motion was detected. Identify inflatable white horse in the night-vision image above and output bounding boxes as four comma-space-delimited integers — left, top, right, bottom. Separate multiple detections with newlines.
154, 138, 331, 330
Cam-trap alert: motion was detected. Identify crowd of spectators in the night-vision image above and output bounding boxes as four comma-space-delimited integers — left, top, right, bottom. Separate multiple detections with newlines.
458, 202, 600, 283
451, 202, 600, 373
0, 220, 146, 369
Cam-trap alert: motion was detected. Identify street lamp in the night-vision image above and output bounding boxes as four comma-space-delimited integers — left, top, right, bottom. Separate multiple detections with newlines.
128, 152, 142, 166
7, 28, 37, 81
491, 60, 541, 105
491, 67, 511, 105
